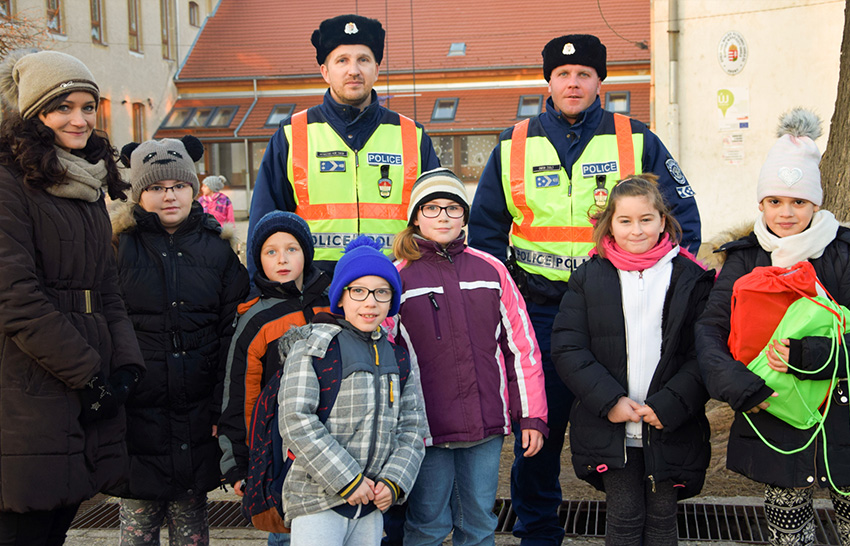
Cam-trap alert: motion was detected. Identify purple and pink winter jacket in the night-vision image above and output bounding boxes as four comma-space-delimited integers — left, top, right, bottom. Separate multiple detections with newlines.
389, 234, 548, 446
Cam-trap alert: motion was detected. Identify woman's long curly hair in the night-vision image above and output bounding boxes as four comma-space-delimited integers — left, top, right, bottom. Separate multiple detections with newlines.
0, 92, 129, 200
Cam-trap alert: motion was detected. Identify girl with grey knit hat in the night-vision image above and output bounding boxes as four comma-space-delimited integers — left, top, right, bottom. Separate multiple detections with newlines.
0, 50, 145, 544
110, 136, 249, 545
198, 175, 235, 229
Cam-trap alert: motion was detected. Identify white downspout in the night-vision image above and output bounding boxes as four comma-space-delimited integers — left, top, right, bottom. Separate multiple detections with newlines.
667, 0, 680, 158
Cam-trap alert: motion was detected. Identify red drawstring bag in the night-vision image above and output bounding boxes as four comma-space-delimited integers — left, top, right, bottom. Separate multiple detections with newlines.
728, 261, 819, 364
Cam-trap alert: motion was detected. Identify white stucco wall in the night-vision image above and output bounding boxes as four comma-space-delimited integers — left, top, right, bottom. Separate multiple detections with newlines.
651, 0, 844, 243
11, 0, 209, 148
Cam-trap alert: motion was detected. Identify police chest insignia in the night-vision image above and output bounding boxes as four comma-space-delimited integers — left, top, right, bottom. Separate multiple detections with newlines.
378, 177, 392, 198
581, 161, 618, 178
532, 164, 561, 173
316, 151, 348, 158
666, 158, 687, 184
345, 22, 359, 34
320, 160, 346, 173
367, 153, 402, 166
563, 43, 576, 55
535, 174, 560, 188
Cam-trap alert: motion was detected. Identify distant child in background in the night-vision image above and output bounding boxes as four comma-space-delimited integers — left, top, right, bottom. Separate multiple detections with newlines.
553, 174, 713, 546
199, 174, 235, 228
218, 210, 330, 546
111, 136, 249, 545
697, 109, 850, 546
279, 236, 426, 546
391, 168, 548, 546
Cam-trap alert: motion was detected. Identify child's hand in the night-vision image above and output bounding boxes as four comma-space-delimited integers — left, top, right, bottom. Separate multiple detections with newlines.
346, 478, 376, 506
746, 392, 778, 414
233, 480, 245, 497
635, 405, 663, 429
607, 396, 642, 424
766, 339, 791, 373
373, 481, 393, 512
211, 425, 218, 437
521, 429, 544, 457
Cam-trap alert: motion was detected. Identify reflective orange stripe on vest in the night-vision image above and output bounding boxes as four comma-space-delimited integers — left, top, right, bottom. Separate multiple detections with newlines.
290, 109, 418, 221
509, 114, 635, 243
613, 113, 635, 178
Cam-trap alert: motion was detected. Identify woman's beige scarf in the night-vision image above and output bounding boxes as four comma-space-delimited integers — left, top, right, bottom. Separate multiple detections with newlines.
46, 147, 108, 202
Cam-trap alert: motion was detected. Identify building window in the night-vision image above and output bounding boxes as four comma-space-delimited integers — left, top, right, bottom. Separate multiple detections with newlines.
604, 91, 630, 115
0, 1, 11, 19
208, 106, 238, 127
447, 42, 466, 56
517, 95, 543, 118
132, 102, 145, 142
431, 99, 458, 122
432, 134, 498, 181
265, 104, 295, 127
162, 107, 193, 128
46, 0, 62, 34
160, 0, 174, 60
96, 98, 111, 134
128, 0, 140, 52
185, 107, 214, 127
90, 0, 104, 43
188, 1, 199, 26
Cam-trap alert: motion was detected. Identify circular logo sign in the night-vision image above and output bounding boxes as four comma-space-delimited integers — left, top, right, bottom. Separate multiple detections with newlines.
718, 31, 748, 75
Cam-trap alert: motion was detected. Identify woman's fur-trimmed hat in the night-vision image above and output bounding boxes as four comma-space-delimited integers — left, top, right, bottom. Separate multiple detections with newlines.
0, 50, 99, 119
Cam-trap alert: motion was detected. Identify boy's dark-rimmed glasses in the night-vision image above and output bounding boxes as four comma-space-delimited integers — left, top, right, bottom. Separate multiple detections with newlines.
419, 204, 465, 219
344, 286, 393, 303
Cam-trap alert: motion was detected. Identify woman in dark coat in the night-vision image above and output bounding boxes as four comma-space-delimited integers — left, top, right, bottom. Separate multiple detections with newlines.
0, 50, 145, 545
110, 136, 249, 545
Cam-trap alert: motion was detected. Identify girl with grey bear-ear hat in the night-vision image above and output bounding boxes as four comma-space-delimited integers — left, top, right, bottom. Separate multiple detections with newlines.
0, 49, 145, 545
108, 135, 250, 545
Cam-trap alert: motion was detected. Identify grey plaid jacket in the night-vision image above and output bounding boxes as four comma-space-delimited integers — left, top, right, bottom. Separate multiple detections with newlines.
278, 322, 426, 524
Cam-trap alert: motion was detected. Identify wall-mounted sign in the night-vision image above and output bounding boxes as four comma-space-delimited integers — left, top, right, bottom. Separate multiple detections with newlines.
718, 31, 748, 75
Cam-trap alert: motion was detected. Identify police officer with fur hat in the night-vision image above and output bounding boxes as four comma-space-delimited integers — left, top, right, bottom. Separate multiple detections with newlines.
468, 34, 702, 545
247, 14, 440, 281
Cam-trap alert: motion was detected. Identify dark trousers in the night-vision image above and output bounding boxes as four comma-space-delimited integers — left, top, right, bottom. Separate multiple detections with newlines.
601, 447, 678, 546
510, 300, 574, 545
0, 503, 80, 546
382, 504, 406, 546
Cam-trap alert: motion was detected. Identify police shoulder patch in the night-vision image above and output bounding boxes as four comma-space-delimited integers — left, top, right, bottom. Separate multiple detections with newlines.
665, 158, 687, 185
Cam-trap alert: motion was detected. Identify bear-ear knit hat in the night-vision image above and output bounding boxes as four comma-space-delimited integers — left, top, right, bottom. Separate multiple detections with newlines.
757, 108, 824, 206
120, 136, 205, 202
0, 49, 100, 119
329, 236, 402, 317
542, 34, 607, 82
407, 167, 470, 226
311, 14, 385, 65
203, 175, 225, 193
251, 211, 315, 277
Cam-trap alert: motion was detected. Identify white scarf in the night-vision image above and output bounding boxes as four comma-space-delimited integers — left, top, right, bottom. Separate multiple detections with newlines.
753, 209, 839, 268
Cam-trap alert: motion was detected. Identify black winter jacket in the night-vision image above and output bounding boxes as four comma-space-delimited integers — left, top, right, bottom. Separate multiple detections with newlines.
111, 202, 249, 500
0, 165, 145, 512
552, 254, 713, 499
696, 228, 850, 489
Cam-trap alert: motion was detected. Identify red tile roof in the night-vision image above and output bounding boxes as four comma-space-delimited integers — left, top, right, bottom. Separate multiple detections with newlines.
156, 83, 649, 140
179, 0, 650, 81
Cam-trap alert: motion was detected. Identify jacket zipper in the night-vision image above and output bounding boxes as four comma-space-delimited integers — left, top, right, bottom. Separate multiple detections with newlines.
428, 293, 442, 340
366, 339, 381, 472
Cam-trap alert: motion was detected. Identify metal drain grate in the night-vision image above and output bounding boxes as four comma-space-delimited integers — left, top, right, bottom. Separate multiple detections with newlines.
72, 497, 843, 544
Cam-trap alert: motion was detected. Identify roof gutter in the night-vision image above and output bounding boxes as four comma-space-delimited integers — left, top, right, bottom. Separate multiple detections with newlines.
234, 79, 259, 138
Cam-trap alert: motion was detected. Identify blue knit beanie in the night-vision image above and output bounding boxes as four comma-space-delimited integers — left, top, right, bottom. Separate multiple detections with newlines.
251, 211, 314, 277
329, 236, 401, 316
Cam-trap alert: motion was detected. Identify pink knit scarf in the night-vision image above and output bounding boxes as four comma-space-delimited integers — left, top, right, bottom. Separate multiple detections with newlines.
589, 234, 705, 271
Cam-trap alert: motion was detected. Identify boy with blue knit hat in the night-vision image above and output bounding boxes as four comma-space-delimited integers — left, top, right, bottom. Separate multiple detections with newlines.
278, 235, 426, 545
217, 211, 331, 542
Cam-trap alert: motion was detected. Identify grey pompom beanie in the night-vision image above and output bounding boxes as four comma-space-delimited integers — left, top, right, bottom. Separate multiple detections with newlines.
120, 136, 205, 202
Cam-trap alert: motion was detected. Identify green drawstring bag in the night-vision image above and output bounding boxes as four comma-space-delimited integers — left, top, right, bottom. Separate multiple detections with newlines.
746, 295, 850, 430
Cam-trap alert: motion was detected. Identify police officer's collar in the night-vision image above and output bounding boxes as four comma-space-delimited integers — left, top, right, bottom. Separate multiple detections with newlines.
323, 89, 381, 124
544, 95, 602, 129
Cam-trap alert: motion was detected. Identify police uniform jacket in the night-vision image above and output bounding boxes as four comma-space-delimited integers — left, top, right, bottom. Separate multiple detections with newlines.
247, 90, 441, 278
469, 97, 701, 304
